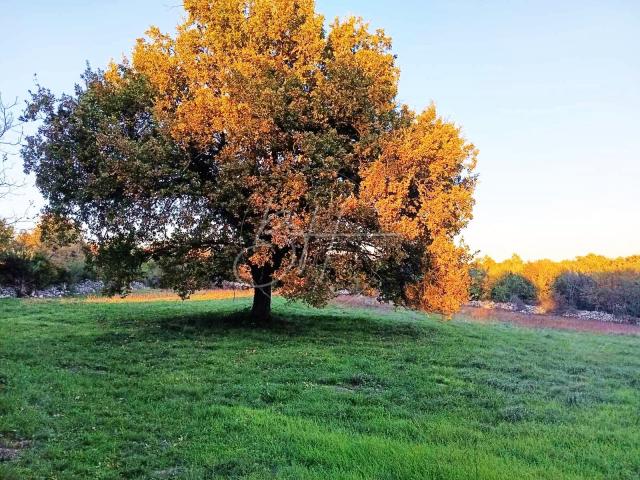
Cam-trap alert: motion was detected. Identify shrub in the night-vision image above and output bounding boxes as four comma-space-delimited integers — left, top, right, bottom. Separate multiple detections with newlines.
510, 294, 527, 311
553, 272, 597, 312
0, 220, 13, 253
469, 267, 488, 300
0, 219, 95, 294
0, 251, 61, 296
139, 260, 165, 288
591, 271, 640, 318
553, 271, 640, 318
490, 273, 537, 304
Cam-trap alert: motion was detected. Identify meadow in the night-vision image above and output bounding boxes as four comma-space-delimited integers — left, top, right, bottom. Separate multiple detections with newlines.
1, 296, 639, 479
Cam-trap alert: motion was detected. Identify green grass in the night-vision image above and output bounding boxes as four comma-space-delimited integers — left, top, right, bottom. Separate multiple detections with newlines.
1, 297, 639, 479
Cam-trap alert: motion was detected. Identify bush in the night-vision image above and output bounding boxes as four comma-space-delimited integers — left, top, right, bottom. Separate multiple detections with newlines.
61, 258, 95, 284
491, 273, 537, 304
0, 218, 97, 294
139, 260, 165, 288
0, 220, 13, 253
469, 267, 488, 300
0, 251, 61, 296
591, 272, 640, 318
553, 271, 640, 318
553, 272, 597, 312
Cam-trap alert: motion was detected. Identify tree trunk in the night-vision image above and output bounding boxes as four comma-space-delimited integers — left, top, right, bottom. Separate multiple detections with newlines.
250, 268, 273, 323
250, 283, 272, 323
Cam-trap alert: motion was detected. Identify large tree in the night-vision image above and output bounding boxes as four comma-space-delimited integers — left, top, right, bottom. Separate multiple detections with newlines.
22, 0, 477, 321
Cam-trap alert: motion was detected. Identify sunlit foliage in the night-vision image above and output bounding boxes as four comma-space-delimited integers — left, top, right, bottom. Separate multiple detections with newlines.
0, 218, 91, 296
473, 254, 640, 312
22, 0, 477, 319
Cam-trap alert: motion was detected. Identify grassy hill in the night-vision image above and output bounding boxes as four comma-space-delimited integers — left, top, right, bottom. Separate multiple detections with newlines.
1, 297, 639, 479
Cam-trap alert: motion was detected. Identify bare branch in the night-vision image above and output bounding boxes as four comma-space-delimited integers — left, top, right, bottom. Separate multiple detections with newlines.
0, 92, 28, 223
0, 93, 23, 148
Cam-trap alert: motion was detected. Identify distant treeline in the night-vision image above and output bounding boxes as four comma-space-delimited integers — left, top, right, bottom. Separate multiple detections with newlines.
2, 217, 639, 318
0, 218, 93, 296
0, 217, 175, 296
470, 254, 640, 318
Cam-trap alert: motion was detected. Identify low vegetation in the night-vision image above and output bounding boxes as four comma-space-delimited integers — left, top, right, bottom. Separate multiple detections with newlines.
553, 271, 640, 318
0, 218, 93, 297
471, 254, 640, 318
489, 273, 537, 305
1, 297, 639, 479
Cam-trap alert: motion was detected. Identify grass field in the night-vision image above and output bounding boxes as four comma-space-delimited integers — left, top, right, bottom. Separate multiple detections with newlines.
1, 297, 639, 479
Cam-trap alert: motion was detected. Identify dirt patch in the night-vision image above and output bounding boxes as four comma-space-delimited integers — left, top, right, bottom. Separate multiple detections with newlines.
457, 306, 640, 336
332, 294, 640, 336
0, 439, 30, 462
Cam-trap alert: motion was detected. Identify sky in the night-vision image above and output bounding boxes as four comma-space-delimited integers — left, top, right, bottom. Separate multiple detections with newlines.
1, 0, 638, 261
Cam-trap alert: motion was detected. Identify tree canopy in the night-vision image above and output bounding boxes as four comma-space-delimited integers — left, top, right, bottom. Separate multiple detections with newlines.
22, 0, 477, 321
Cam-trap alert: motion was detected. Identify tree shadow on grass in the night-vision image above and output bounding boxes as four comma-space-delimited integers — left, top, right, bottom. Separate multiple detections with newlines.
90, 301, 435, 347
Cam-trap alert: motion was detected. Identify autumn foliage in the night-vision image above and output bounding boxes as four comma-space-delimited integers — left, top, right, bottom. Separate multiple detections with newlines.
22, 0, 477, 320
0, 217, 90, 296
472, 254, 640, 316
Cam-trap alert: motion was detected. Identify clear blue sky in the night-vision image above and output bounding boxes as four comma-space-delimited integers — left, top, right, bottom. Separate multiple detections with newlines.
1, 0, 638, 261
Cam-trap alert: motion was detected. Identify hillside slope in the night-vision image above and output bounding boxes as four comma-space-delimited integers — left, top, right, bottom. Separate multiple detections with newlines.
1, 298, 639, 479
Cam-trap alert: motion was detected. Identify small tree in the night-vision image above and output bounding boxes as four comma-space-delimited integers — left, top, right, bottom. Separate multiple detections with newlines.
0, 251, 59, 297
491, 273, 537, 304
469, 267, 488, 300
552, 272, 597, 312
0, 219, 13, 253
22, 0, 477, 321
590, 272, 640, 318
0, 227, 61, 296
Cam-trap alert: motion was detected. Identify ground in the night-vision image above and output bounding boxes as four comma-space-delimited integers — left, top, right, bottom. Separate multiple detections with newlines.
457, 305, 640, 336
1, 295, 639, 479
